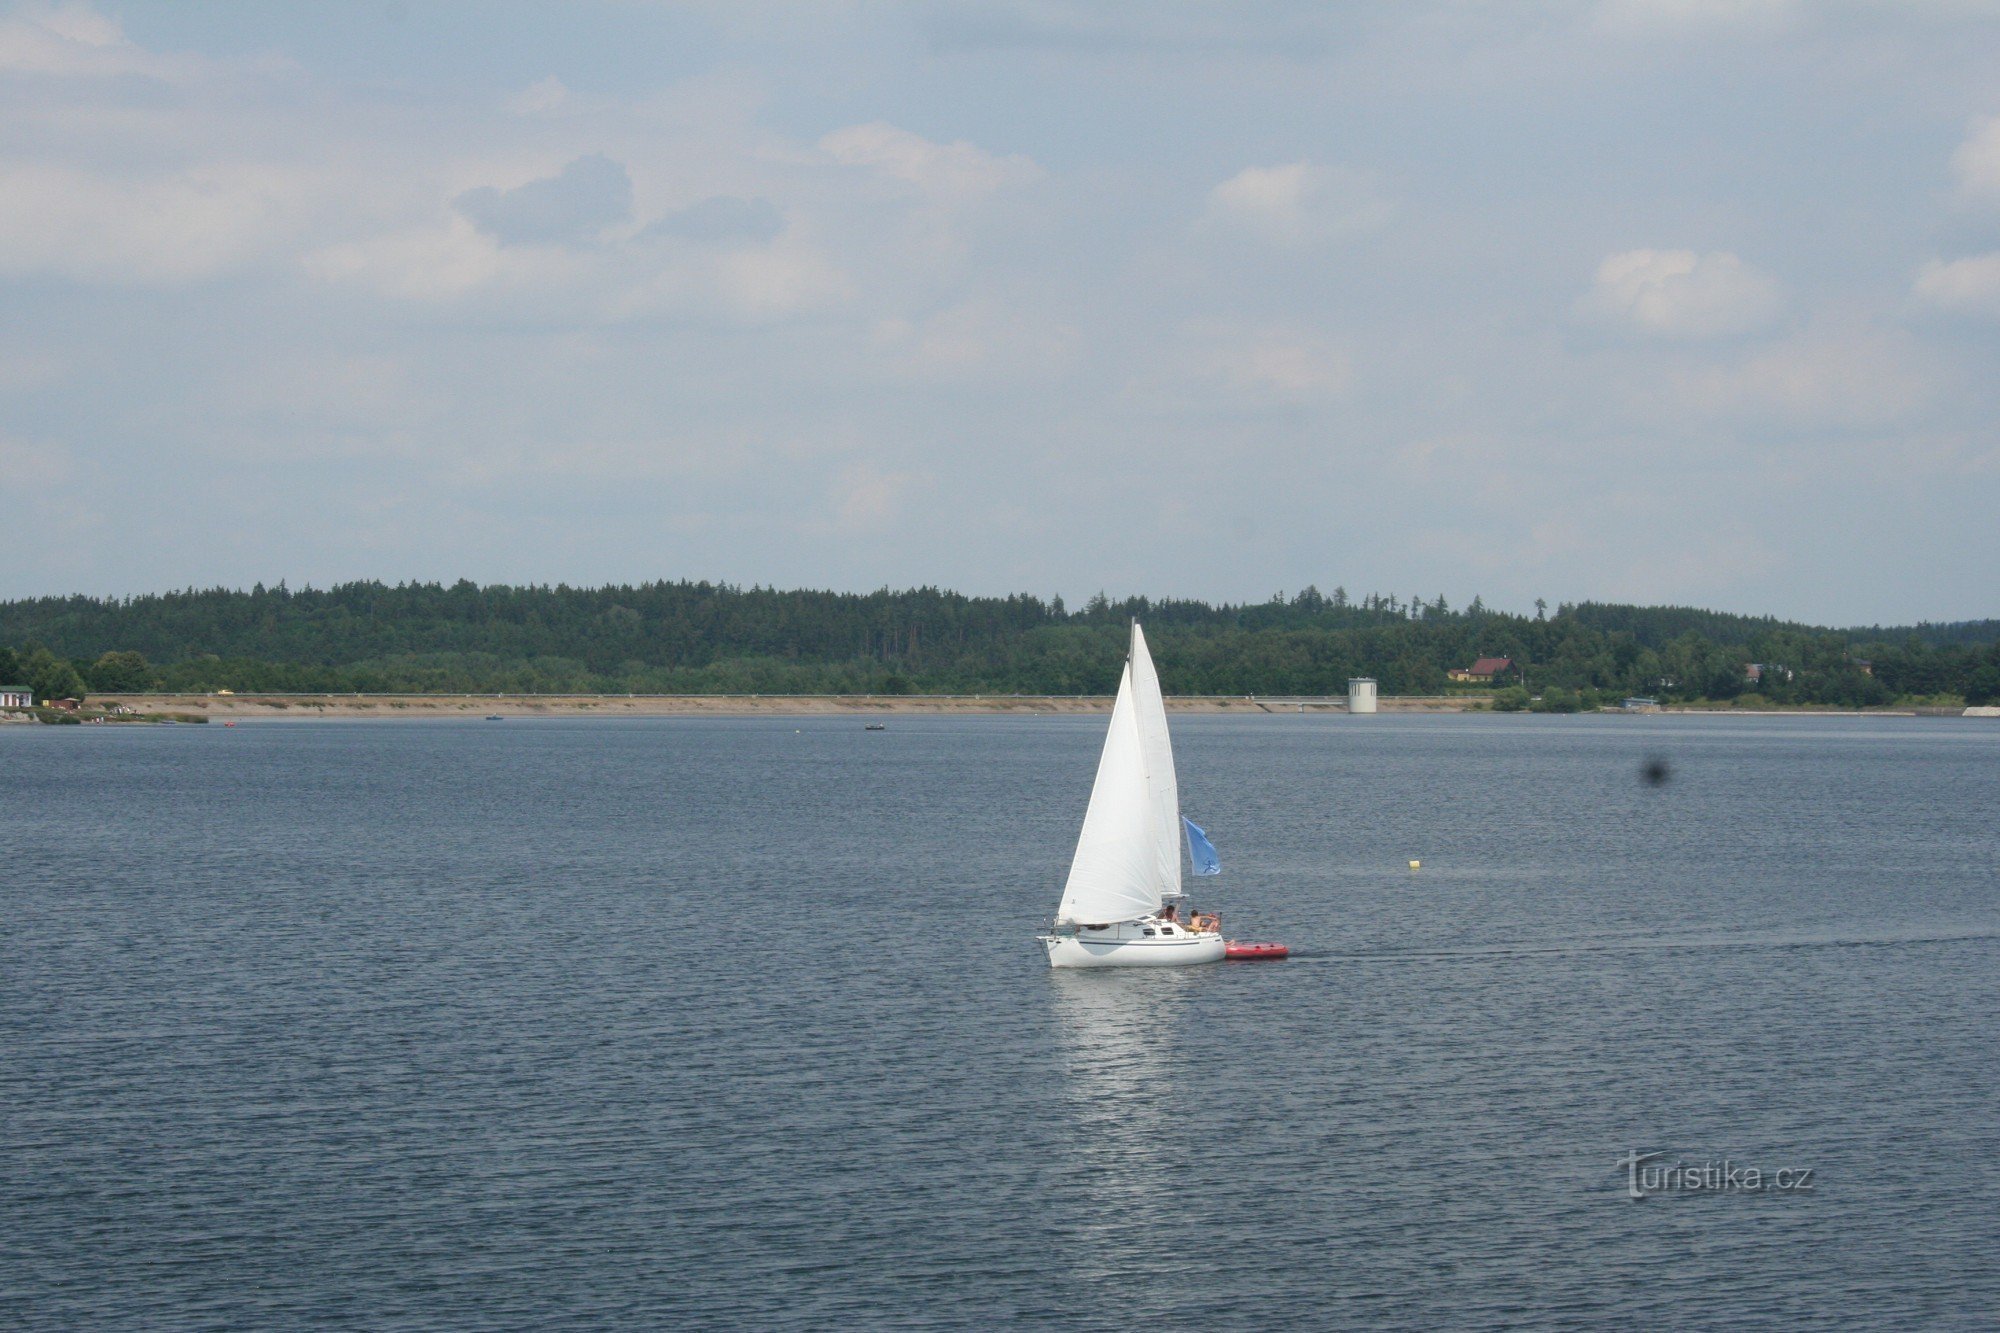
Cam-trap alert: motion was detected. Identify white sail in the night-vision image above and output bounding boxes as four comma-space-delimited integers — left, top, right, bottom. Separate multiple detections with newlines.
1125, 622, 1183, 903
1057, 662, 1163, 925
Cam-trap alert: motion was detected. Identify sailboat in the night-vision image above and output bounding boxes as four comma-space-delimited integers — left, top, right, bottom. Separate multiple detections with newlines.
1039, 621, 1227, 968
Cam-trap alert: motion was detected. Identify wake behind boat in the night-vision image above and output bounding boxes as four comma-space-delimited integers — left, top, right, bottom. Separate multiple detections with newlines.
1039, 621, 1226, 968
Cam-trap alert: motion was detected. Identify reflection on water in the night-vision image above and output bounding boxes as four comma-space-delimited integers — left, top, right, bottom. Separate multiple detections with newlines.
1048, 970, 1208, 1276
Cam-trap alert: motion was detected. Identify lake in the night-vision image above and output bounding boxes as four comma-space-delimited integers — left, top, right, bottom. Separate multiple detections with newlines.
4, 714, 1997, 1328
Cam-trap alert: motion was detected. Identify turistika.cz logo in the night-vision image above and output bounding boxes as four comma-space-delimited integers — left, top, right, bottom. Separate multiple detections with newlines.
1616, 1151, 1815, 1200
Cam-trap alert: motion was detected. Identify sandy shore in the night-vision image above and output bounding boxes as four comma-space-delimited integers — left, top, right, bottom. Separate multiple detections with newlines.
89, 692, 1484, 719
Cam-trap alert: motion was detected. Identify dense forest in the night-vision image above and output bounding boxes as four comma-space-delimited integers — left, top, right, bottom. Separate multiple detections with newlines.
2, 580, 1998, 708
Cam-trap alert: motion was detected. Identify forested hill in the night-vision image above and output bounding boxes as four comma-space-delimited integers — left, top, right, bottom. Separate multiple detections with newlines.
1, 580, 1996, 706
1564, 601, 2000, 650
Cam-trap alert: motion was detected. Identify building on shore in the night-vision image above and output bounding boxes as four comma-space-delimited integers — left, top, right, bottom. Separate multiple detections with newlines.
1448, 657, 1515, 683
0, 685, 33, 708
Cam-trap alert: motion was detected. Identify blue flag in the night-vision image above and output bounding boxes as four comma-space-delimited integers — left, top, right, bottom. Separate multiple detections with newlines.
1182, 817, 1221, 875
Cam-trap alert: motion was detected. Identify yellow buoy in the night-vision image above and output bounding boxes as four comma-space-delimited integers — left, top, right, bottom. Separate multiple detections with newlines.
1408, 859, 1422, 870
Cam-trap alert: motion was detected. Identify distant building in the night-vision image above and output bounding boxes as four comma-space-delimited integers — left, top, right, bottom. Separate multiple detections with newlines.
1448, 656, 1516, 683
1623, 697, 1659, 711
1853, 659, 1874, 677
0, 685, 31, 708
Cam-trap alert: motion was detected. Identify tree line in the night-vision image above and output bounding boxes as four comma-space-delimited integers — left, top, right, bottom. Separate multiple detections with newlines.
2, 580, 1997, 707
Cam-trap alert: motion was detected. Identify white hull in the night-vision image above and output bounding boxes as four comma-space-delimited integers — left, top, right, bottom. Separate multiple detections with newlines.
1041, 919, 1226, 969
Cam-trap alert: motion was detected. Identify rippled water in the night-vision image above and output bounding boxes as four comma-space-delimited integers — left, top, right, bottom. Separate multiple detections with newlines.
4, 714, 1998, 1328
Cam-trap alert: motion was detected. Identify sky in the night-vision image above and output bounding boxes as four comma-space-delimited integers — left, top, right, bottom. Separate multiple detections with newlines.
2, 0, 1998, 625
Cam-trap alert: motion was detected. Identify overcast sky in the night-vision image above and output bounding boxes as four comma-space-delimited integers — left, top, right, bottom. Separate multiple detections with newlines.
3, 1, 1997, 624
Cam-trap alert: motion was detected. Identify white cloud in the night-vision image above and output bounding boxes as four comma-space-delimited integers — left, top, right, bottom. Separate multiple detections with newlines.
1132, 322, 1350, 409
705, 239, 853, 319
1202, 162, 1392, 246
0, 1, 238, 84
1682, 324, 1934, 427
309, 222, 849, 324
0, 2, 135, 75
1580, 249, 1783, 338
1591, 0, 1802, 38
1950, 116, 2000, 200
915, 3, 1352, 57
819, 121, 1043, 196
872, 300, 1081, 380
0, 161, 318, 284
1913, 251, 2000, 315
511, 76, 570, 116
1199, 328, 1349, 401
304, 217, 511, 302
830, 461, 924, 532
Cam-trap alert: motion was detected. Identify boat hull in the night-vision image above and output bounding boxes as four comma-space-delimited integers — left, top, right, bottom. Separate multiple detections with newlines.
1042, 928, 1226, 969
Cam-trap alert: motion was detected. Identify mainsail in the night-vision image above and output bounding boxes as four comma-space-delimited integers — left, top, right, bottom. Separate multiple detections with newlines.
1056, 622, 1183, 924
1126, 621, 1183, 904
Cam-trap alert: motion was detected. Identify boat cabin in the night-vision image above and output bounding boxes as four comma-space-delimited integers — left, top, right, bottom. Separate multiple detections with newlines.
1075, 915, 1214, 941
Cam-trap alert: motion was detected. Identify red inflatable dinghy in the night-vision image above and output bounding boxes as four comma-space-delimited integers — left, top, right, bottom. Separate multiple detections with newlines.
1224, 940, 1289, 961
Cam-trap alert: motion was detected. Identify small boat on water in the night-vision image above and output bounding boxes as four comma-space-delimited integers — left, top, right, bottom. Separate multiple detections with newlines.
1225, 941, 1289, 961
864, 723, 886, 731
1038, 621, 1228, 969
486, 714, 504, 720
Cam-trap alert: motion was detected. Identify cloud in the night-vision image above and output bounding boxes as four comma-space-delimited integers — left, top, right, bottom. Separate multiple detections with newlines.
304, 217, 511, 302
641, 195, 784, 244
871, 299, 1082, 380
1591, 0, 1802, 38
914, 2, 1358, 58
1196, 326, 1349, 402
454, 155, 633, 245
0, 161, 315, 284
1580, 249, 1783, 338
1950, 116, 2000, 200
312, 190, 845, 322
820, 122, 1043, 196
1201, 162, 1392, 246
703, 240, 852, 319
0, 1, 142, 76
1131, 322, 1350, 409
510, 75, 569, 116
1681, 324, 1934, 428
596, 231, 852, 323
1913, 251, 2000, 315
830, 461, 924, 532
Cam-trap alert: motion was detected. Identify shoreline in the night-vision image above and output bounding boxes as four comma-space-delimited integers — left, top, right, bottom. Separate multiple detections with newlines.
66, 693, 1991, 721
85, 692, 1413, 719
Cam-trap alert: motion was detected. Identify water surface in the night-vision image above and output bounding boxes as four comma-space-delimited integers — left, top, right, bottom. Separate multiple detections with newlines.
4, 714, 1997, 1328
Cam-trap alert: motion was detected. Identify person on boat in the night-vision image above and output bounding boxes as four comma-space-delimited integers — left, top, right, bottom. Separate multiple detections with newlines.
1191, 911, 1219, 934
1160, 903, 1179, 924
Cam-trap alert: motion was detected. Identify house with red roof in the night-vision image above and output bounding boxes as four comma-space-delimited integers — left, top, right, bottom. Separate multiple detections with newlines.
1448, 656, 1517, 683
